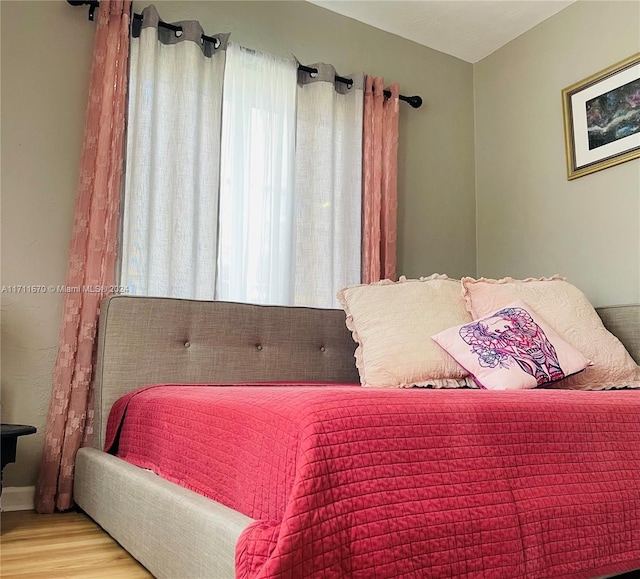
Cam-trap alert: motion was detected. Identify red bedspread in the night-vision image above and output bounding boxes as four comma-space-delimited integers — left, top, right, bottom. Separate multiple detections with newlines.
105, 384, 640, 579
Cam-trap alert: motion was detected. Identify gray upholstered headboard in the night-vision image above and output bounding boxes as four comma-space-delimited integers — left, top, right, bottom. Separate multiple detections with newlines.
91, 295, 360, 450
596, 304, 640, 364
91, 296, 640, 450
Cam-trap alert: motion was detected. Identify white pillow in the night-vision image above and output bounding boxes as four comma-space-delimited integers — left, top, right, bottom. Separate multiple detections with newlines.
337, 274, 475, 388
461, 276, 640, 390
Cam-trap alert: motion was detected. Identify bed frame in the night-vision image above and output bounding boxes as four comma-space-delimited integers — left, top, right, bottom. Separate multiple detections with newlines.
73, 296, 640, 578
74, 295, 360, 578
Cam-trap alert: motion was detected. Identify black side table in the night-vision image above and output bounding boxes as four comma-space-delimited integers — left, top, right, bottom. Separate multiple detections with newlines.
1, 423, 37, 496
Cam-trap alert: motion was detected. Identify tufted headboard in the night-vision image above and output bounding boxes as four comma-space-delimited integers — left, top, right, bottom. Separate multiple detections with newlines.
91, 295, 360, 450
596, 304, 640, 364
90, 296, 640, 450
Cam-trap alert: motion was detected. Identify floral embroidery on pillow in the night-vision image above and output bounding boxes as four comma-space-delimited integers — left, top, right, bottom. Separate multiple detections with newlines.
432, 299, 592, 390
460, 306, 564, 386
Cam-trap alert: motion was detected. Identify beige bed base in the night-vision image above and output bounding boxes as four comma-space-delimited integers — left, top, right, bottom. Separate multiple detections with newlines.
74, 295, 359, 578
73, 296, 640, 578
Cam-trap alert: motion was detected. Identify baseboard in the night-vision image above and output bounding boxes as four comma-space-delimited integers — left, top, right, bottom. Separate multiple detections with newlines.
1, 486, 35, 512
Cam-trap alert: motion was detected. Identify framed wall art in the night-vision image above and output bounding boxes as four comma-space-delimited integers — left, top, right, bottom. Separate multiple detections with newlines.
562, 53, 640, 180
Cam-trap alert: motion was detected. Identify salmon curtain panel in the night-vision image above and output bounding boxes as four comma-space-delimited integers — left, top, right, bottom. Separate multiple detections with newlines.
36, 0, 131, 513
362, 76, 400, 283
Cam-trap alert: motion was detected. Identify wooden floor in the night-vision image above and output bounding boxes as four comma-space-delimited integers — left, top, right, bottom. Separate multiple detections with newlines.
1, 510, 153, 578
3, 511, 639, 579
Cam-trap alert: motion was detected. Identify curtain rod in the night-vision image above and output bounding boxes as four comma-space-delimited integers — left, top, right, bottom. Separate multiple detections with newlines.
67, 0, 423, 109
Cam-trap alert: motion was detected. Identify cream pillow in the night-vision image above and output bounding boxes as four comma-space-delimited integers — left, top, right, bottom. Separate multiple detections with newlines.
461, 276, 640, 390
337, 274, 475, 388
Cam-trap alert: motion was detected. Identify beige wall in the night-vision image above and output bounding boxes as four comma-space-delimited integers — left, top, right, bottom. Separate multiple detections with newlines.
1, 1, 95, 488
474, 0, 640, 307
0, 1, 475, 488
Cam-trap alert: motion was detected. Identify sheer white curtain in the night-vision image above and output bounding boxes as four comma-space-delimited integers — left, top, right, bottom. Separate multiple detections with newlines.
121, 8, 364, 307
216, 44, 298, 305
294, 65, 364, 308
120, 6, 228, 299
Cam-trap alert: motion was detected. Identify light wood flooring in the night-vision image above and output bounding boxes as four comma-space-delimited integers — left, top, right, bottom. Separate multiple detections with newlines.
3, 510, 639, 579
1, 510, 153, 578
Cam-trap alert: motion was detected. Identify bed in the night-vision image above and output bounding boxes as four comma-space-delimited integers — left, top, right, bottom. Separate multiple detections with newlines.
73, 295, 640, 578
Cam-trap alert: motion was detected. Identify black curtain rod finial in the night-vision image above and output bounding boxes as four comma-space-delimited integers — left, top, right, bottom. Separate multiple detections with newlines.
383, 90, 423, 108
404, 95, 423, 109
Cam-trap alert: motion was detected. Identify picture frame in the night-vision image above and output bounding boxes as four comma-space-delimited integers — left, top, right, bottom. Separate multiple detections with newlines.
562, 53, 640, 180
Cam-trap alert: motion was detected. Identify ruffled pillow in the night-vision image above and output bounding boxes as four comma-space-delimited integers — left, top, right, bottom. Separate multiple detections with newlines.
337, 275, 475, 388
461, 276, 640, 390
432, 300, 592, 390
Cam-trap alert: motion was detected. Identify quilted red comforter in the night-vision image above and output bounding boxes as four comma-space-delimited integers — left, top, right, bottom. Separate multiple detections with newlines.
105, 384, 640, 579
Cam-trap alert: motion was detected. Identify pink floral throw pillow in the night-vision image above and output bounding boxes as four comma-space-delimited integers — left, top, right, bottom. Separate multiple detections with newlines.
432, 300, 592, 390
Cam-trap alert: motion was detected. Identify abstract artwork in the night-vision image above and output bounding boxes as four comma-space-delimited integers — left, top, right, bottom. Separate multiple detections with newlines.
562, 53, 640, 179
